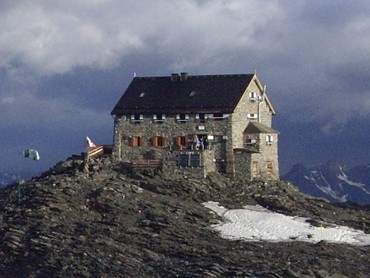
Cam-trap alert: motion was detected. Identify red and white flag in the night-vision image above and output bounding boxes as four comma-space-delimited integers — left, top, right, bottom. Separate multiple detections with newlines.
86, 136, 96, 147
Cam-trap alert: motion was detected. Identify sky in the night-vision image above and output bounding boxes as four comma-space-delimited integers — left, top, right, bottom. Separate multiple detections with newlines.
1, 0, 369, 176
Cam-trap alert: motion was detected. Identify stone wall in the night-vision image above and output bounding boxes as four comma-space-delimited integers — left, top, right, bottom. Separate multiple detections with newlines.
112, 114, 234, 174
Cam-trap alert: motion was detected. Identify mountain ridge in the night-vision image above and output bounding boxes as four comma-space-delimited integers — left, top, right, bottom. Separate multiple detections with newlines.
283, 160, 370, 205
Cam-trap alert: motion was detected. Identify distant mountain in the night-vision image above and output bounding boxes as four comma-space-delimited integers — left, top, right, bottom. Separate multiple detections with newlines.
283, 161, 370, 205
0, 170, 37, 187
0, 171, 19, 187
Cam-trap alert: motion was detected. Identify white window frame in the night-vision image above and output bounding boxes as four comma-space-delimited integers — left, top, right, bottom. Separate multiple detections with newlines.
247, 113, 257, 120
249, 91, 257, 102
153, 114, 166, 122
131, 114, 143, 122
266, 135, 274, 145
176, 114, 189, 122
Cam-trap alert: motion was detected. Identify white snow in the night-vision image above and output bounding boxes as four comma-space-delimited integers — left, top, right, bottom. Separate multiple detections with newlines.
338, 173, 370, 194
203, 201, 370, 246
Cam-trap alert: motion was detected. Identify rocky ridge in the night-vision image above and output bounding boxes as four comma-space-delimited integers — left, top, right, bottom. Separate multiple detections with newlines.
0, 154, 369, 277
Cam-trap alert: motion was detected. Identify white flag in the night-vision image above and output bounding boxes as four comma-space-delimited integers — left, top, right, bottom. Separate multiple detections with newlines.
86, 136, 96, 147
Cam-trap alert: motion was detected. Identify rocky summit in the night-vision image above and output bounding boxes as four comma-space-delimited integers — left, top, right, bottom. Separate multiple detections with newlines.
0, 155, 369, 278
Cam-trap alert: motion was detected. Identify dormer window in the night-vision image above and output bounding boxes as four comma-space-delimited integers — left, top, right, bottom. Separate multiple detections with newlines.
195, 113, 206, 123
249, 92, 257, 102
153, 114, 166, 123
131, 114, 143, 123
176, 114, 189, 122
209, 113, 229, 120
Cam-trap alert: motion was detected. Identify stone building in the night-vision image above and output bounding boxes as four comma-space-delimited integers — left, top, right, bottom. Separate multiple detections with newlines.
111, 72, 279, 180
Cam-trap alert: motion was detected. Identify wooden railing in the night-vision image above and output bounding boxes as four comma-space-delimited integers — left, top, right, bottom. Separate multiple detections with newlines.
87, 145, 104, 159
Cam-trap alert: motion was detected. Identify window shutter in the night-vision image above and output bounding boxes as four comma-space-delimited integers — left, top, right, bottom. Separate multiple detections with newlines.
176, 136, 181, 146
153, 136, 158, 146
139, 137, 144, 146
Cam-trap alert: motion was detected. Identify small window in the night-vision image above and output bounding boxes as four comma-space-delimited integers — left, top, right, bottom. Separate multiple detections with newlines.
130, 136, 145, 147
131, 114, 143, 122
176, 114, 189, 122
139, 92, 145, 97
266, 135, 273, 145
190, 91, 197, 97
212, 113, 226, 121
152, 136, 166, 147
247, 113, 257, 120
175, 136, 189, 147
195, 113, 206, 123
249, 92, 257, 102
153, 114, 166, 123
246, 139, 257, 145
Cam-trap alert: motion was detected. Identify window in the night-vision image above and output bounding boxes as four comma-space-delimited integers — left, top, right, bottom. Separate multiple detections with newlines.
176, 114, 189, 122
246, 139, 257, 145
139, 92, 145, 97
247, 113, 257, 120
266, 135, 274, 145
249, 92, 257, 102
153, 114, 166, 123
175, 136, 189, 147
195, 113, 206, 123
130, 136, 145, 147
131, 114, 143, 123
209, 113, 229, 120
152, 136, 166, 147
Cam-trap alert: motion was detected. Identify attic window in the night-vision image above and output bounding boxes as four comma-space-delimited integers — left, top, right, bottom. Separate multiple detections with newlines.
195, 113, 206, 123
249, 92, 257, 102
139, 92, 145, 97
176, 114, 189, 122
131, 114, 143, 123
153, 114, 166, 123
190, 91, 196, 97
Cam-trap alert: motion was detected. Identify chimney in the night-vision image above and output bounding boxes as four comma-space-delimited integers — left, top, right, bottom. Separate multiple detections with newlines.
171, 73, 179, 82
180, 72, 189, 81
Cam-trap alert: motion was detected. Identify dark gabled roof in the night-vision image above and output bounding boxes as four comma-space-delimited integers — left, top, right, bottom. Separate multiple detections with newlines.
244, 122, 279, 134
111, 74, 255, 115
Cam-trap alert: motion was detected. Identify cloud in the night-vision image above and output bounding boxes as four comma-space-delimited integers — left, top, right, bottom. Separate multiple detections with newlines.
0, 0, 287, 76
0, 0, 370, 173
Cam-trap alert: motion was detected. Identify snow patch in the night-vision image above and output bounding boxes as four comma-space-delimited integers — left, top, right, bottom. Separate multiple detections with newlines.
203, 201, 370, 246
338, 174, 370, 194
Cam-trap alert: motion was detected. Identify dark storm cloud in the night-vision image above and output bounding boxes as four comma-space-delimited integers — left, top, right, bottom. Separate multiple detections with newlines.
0, 0, 369, 174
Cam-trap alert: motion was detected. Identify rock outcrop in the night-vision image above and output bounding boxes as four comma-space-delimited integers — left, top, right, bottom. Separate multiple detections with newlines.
0, 155, 369, 277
